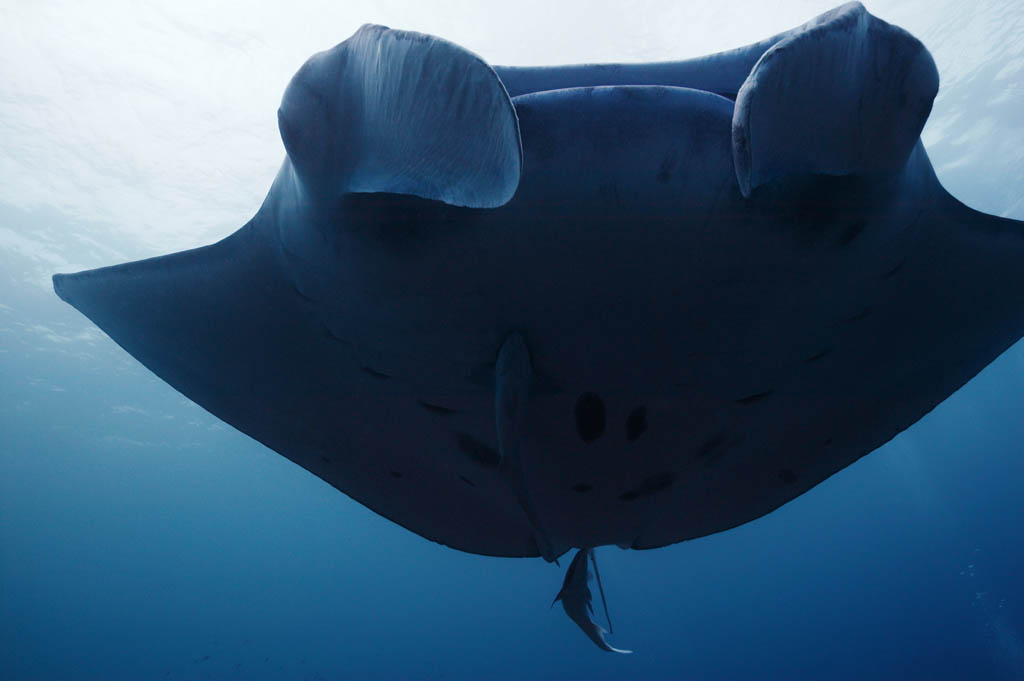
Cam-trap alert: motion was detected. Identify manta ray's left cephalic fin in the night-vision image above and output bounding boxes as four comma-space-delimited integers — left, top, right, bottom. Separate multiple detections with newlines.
277, 24, 522, 208
732, 1, 939, 196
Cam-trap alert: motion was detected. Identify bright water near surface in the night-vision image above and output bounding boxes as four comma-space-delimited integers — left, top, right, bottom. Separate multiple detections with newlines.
2, 1, 1024, 679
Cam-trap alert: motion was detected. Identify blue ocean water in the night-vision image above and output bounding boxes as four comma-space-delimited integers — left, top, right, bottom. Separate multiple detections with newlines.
2, 2, 1023, 679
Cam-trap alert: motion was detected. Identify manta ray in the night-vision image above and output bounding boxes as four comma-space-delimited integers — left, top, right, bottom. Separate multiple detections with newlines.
53, 2, 1023, 652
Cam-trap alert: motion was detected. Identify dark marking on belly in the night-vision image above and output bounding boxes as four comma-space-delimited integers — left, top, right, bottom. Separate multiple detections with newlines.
837, 218, 867, 246
848, 307, 872, 322
320, 324, 349, 344
417, 400, 460, 415
571, 483, 593, 493
575, 393, 606, 443
884, 256, 907, 279
361, 366, 391, 379
804, 347, 832, 363
824, 437, 834, 446
389, 470, 403, 479
320, 456, 331, 464
458, 475, 476, 487
778, 469, 798, 483
697, 431, 728, 459
626, 406, 648, 442
736, 390, 772, 405
455, 433, 500, 468
619, 472, 676, 502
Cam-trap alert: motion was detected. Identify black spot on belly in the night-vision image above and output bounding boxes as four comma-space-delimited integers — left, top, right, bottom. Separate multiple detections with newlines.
572, 483, 593, 493
458, 475, 476, 487
575, 393, 606, 443
417, 400, 460, 415
824, 437, 833, 446
848, 307, 872, 322
804, 347, 832, 363
320, 324, 349, 344
884, 257, 907, 279
697, 431, 728, 459
320, 456, 331, 464
837, 218, 867, 246
455, 433, 500, 468
619, 472, 676, 502
389, 470, 403, 479
778, 469, 798, 484
361, 366, 391, 379
736, 390, 772, 405
626, 406, 647, 442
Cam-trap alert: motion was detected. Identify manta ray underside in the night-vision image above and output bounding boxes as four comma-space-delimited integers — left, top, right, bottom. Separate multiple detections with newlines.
54, 2, 1023, 652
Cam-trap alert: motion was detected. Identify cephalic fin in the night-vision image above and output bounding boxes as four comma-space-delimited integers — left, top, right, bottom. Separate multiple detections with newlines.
732, 2, 938, 196
278, 24, 521, 207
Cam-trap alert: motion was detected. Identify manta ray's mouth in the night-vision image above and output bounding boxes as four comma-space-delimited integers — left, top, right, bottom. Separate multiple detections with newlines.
498, 74, 740, 103
492, 57, 753, 101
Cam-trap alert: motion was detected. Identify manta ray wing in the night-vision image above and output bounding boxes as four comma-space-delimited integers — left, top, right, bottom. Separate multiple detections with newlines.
52, 220, 540, 556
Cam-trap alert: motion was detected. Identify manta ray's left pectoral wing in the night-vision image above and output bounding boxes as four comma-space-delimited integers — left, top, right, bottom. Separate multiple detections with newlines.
731, 1, 939, 196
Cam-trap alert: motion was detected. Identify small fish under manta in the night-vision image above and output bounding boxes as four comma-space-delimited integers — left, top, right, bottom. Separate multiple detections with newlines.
53, 2, 1024, 653
553, 549, 631, 654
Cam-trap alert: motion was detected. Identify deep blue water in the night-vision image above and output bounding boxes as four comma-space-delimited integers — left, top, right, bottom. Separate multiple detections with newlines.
3, 3, 1024, 680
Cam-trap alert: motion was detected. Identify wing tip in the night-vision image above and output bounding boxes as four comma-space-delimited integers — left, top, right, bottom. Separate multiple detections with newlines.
52, 272, 72, 304
52, 269, 94, 309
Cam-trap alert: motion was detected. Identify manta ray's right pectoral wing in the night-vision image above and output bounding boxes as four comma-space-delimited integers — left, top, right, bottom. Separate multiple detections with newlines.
50, 23, 540, 560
